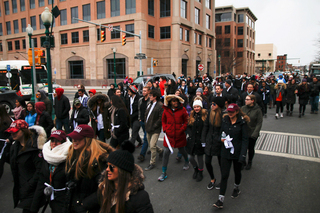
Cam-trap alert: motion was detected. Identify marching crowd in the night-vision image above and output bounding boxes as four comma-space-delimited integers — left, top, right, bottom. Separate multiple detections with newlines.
0, 71, 319, 212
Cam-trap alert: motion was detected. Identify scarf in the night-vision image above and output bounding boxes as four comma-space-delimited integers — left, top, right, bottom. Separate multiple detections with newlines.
13, 106, 23, 120
42, 139, 72, 166
109, 105, 118, 139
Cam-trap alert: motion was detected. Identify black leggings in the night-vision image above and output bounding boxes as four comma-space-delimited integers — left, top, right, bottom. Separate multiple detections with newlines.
205, 155, 221, 180
263, 103, 267, 114
276, 101, 283, 113
248, 137, 257, 162
220, 158, 242, 196
286, 103, 294, 112
299, 104, 306, 114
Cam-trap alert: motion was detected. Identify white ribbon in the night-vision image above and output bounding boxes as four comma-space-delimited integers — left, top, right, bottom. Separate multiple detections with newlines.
164, 133, 173, 154
224, 135, 234, 154
111, 123, 120, 132
44, 182, 66, 201
0, 140, 8, 159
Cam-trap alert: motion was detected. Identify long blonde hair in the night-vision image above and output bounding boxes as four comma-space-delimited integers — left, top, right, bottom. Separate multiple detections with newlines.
188, 109, 208, 125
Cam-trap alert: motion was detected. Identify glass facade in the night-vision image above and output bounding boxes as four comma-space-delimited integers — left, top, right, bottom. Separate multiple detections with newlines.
215, 12, 232, 22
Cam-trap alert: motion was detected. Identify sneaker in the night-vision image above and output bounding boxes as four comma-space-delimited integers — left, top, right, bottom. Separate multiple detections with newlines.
158, 172, 167, 182
137, 154, 145, 162
145, 164, 155, 171
280, 113, 284, 118
183, 162, 190, 170
231, 188, 241, 198
275, 113, 279, 119
158, 150, 164, 160
215, 183, 221, 190
213, 200, 223, 209
207, 181, 215, 190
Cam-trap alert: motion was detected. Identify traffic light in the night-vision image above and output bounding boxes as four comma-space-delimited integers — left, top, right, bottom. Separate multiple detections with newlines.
38, 50, 46, 64
153, 59, 158, 67
122, 34, 126, 46
101, 27, 105, 42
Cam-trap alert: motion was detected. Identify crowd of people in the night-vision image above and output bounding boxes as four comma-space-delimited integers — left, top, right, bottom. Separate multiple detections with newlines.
0, 71, 319, 211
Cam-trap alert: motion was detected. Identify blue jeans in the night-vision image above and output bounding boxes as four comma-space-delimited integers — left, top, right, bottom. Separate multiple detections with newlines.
56, 117, 70, 134
140, 121, 148, 156
310, 96, 319, 112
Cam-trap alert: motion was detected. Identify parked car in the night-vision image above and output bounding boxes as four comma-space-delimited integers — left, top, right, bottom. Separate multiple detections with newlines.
132, 74, 176, 87
0, 89, 21, 114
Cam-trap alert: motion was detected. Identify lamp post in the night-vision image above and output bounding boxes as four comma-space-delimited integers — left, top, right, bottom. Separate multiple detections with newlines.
26, 24, 36, 102
218, 54, 221, 76
41, 7, 54, 118
113, 48, 117, 87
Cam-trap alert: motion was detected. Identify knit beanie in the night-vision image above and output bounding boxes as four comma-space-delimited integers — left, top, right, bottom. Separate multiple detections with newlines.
193, 97, 203, 108
212, 97, 225, 109
107, 141, 135, 173
196, 88, 203, 93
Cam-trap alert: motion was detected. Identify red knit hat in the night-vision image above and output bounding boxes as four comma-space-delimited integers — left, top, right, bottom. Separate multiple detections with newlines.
89, 89, 96, 95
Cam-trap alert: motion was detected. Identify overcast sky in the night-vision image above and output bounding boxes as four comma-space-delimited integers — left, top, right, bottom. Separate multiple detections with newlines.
215, 0, 320, 66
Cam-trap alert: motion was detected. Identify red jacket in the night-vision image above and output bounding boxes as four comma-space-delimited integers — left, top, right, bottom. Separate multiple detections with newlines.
159, 80, 166, 96
162, 104, 188, 148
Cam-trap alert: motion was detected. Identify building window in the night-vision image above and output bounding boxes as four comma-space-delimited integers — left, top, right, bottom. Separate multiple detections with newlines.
6, 21, 11, 35
69, 61, 84, 79
238, 14, 244, 23
108, 58, 126, 78
21, 18, 26, 32
238, 27, 243, 35
185, 29, 189, 42
160, 0, 170, 17
20, 0, 25, 11
39, 0, 44, 7
12, 0, 18, 13
206, 0, 211, 9
215, 12, 232, 22
8, 41, 13, 51
97, 1, 105, 19
111, 0, 120, 17
33, 37, 37, 47
224, 38, 230, 47
15, 40, 20, 50
160, 26, 170, 39
182, 59, 187, 77
148, 25, 154, 38
22, 39, 26, 49
83, 30, 89, 42
181, 0, 187, 19
48, 0, 54, 4
148, 0, 154, 16
60, 9, 67, 26
61, 33, 68, 44
198, 34, 202, 45
126, 0, 136, 14
71, 7, 78, 24
0, 43, 2, 52
237, 39, 243, 47
0, 24, 2, 36
39, 15, 45, 29
216, 39, 222, 47
82, 4, 91, 21
194, 33, 197, 44
216, 26, 222, 34
179, 28, 183, 40
5, 1, 10, 15
30, 16, 36, 30
29, 0, 35, 9
269, 53, 271, 56
111, 26, 120, 39
13, 20, 19, 34
125, 24, 134, 37
237, 52, 243, 57
208, 38, 212, 48
72, 32, 79, 43
224, 51, 229, 57
225, 25, 230, 34
195, 8, 200, 24
206, 14, 210, 29
257, 53, 260, 57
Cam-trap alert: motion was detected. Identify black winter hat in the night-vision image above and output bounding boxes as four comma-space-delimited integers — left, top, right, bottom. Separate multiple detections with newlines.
107, 141, 135, 173
212, 97, 225, 109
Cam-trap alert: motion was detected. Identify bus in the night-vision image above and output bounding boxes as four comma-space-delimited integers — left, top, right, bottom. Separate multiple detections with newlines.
0, 60, 48, 100
310, 64, 320, 77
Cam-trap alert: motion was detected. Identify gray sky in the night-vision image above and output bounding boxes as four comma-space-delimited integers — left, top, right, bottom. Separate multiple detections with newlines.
215, 0, 320, 66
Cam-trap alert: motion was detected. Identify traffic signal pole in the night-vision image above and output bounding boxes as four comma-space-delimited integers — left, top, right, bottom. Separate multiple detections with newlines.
31, 39, 38, 103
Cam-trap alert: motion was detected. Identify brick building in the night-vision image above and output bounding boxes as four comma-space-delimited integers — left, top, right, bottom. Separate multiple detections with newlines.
276, 54, 288, 72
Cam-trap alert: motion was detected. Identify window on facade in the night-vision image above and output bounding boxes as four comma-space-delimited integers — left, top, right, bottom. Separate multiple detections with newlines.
5, 1, 10, 15
60, 9, 67, 26
148, 25, 154, 38
0, 43, 2, 52
224, 38, 230, 47
111, 0, 120, 17
182, 59, 187, 78
33, 37, 37, 47
6, 21, 11, 35
97, 1, 105, 19
61, 33, 68, 44
0, 24, 2, 36
198, 34, 202, 45
194, 33, 197, 44
148, 0, 154, 16
238, 27, 243, 35
258, 53, 260, 57
224, 51, 229, 57
39, 15, 45, 29
21, 39, 26, 49
160, 0, 170, 17
234, 13, 236, 22
160, 26, 170, 39
111, 26, 120, 39
21, 18, 26, 32
82, 4, 91, 21
20, 0, 25, 11
237, 39, 243, 47
29, 0, 35, 9
181, 0, 187, 19
195, 8, 200, 24
83, 30, 89, 42
126, 0, 136, 14
179, 28, 183, 40
225, 25, 230, 34
13, 20, 19, 34
30, 16, 36, 30
206, 14, 210, 29
39, 0, 44, 7
12, 0, 17, 13
216, 26, 222, 34
72, 32, 79, 43
237, 52, 243, 57
108, 58, 126, 78
246, 39, 248, 47
8, 41, 13, 51
125, 24, 134, 37
238, 14, 244, 23
216, 39, 222, 47
185, 29, 189, 42
269, 53, 271, 56
70, 61, 84, 79
209, 38, 212, 48
206, 0, 211, 9
15, 40, 20, 50
215, 12, 231, 22
71, 7, 78, 24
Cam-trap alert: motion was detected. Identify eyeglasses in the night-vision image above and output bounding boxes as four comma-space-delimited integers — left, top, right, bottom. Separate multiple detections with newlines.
107, 164, 115, 172
212, 103, 217, 106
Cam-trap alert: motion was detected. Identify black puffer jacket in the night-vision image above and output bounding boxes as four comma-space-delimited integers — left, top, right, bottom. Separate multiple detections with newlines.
38, 111, 54, 137
111, 108, 130, 143
69, 106, 90, 131
298, 84, 310, 105
285, 84, 298, 104
202, 110, 222, 156
54, 94, 70, 119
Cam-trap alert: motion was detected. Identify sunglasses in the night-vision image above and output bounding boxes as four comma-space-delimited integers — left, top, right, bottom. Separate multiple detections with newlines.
107, 164, 115, 172
212, 103, 217, 106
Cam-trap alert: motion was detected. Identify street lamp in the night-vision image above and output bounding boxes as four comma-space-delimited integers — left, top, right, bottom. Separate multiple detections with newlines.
218, 54, 221, 76
26, 24, 36, 102
112, 48, 117, 87
41, 7, 54, 118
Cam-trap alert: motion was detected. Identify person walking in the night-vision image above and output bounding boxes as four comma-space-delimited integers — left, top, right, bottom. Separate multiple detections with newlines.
309, 77, 320, 114
285, 79, 298, 116
0, 105, 12, 180
274, 80, 287, 119
78, 89, 89, 111
213, 104, 249, 209
158, 95, 189, 182
69, 99, 89, 132
107, 84, 116, 98
222, 79, 239, 104
258, 81, 270, 117
297, 79, 310, 118
186, 97, 208, 182
54, 88, 71, 133
25, 102, 37, 127
99, 141, 154, 213
240, 95, 263, 170
35, 102, 54, 138
36, 90, 52, 115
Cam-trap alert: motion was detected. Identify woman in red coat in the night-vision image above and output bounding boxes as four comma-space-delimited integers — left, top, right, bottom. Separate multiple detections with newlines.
158, 95, 190, 182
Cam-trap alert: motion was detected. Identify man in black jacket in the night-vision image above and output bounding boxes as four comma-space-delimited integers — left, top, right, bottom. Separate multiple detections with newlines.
238, 83, 265, 114
54, 88, 71, 133
222, 79, 239, 104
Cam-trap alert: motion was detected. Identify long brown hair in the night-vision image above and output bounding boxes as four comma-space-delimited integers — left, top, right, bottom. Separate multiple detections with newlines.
19, 128, 34, 152
0, 104, 12, 132
65, 138, 107, 180
209, 106, 222, 127
188, 109, 207, 125
92, 101, 104, 114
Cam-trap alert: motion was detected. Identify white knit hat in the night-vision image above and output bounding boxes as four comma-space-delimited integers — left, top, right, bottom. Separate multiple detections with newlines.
193, 99, 203, 108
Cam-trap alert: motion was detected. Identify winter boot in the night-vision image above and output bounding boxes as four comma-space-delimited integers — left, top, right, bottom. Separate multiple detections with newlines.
193, 167, 198, 179
196, 170, 203, 182
245, 161, 252, 170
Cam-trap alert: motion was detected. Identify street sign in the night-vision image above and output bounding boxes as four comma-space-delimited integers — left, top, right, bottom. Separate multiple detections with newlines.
107, 24, 113, 31
6, 65, 10, 71
134, 56, 147, 60
6, 72, 12, 78
136, 53, 146, 57
198, 64, 204, 71
54, 68, 57, 75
